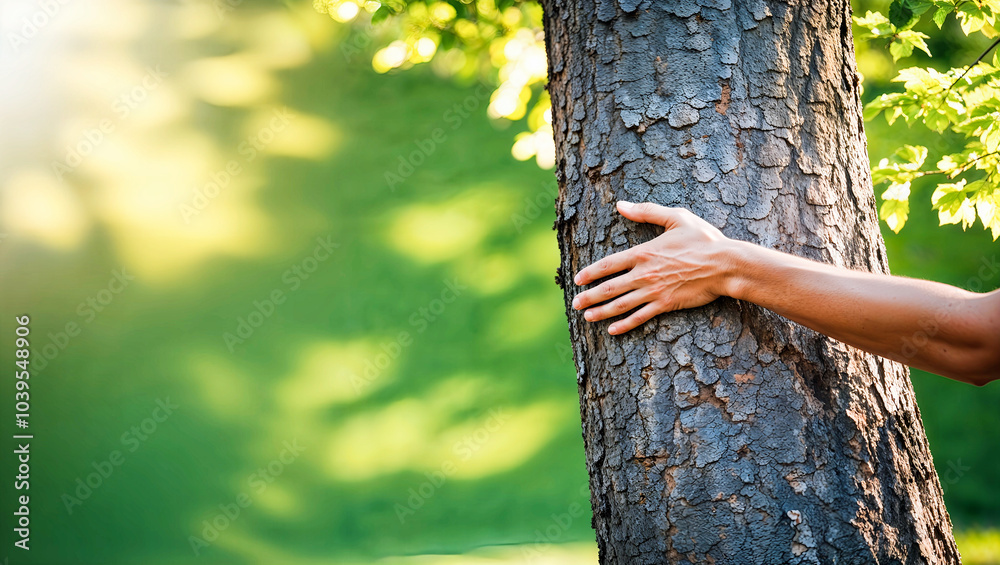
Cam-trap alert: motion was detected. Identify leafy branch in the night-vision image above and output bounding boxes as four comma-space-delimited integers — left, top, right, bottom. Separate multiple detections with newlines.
856, 0, 1000, 240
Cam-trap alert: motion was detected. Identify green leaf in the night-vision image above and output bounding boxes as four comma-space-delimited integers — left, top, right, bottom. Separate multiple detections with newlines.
958, 4, 987, 34
941, 98, 966, 123
371, 5, 392, 25
896, 144, 929, 165
973, 185, 1000, 240
933, 6, 950, 27
983, 124, 1000, 153
932, 179, 968, 207
894, 66, 949, 94
886, 104, 904, 125
880, 198, 911, 232
889, 0, 918, 28
890, 0, 933, 28
854, 10, 892, 28
883, 181, 913, 201
890, 31, 932, 61
936, 153, 964, 173
941, 197, 978, 228
902, 31, 932, 56
854, 10, 895, 38
864, 99, 885, 121
932, 179, 977, 228
964, 179, 988, 195
924, 108, 951, 132
890, 39, 914, 61
872, 145, 928, 189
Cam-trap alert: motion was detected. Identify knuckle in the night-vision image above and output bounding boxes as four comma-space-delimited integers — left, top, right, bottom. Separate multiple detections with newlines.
636, 246, 657, 263
615, 300, 630, 313
635, 271, 657, 285
603, 283, 616, 297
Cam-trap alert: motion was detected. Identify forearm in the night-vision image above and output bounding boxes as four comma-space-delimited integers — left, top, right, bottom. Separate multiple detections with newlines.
721, 240, 1000, 386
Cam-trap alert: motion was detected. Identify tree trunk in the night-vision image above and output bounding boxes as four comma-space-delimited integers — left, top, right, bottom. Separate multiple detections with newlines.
541, 0, 959, 563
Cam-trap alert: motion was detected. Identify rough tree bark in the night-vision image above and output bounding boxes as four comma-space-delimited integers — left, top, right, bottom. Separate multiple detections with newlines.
541, 0, 960, 563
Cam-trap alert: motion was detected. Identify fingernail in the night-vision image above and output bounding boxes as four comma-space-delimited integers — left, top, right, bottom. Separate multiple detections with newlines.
608, 325, 617, 334
574, 273, 582, 285
584, 310, 594, 321
572, 296, 580, 309
617, 201, 633, 210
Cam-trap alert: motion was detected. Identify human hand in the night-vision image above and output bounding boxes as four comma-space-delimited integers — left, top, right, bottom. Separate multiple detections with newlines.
572, 202, 737, 335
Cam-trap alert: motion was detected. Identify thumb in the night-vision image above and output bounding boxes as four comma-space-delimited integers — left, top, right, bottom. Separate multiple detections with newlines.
617, 201, 681, 228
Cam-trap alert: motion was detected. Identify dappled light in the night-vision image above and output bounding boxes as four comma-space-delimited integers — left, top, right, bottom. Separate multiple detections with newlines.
385, 187, 519, 264
0, 1, 587, 559
89, 130, 277, 283
0, 0, 348, 286
322, 375, 567, 481
0, 170, 90, 250
185, 353, 261, 421
454, 252, 522, 295
183, 54, 280, 108
277, 339, 398, 409
244, 107, 343, 161
488, 294, 562, 346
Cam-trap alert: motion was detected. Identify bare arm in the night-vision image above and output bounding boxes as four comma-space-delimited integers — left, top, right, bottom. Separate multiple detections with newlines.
572, 201, 1000, 386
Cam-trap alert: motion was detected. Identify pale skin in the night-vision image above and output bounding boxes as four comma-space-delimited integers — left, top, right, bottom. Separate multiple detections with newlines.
572, 201, 1000, 387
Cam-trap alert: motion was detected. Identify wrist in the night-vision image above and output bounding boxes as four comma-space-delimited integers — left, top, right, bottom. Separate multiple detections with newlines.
713, 239, 757, 301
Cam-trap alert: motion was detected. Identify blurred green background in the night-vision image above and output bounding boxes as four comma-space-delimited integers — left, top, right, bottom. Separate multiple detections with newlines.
0, 0, 996, 563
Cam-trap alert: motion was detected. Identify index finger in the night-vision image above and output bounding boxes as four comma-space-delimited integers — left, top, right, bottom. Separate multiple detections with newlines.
574, 250, 636, 285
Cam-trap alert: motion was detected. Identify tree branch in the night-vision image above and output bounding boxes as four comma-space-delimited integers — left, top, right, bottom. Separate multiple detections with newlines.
946, 36, 1000, 93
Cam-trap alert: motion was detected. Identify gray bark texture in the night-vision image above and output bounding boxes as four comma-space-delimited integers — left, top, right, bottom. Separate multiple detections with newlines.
540, 0, 960, 563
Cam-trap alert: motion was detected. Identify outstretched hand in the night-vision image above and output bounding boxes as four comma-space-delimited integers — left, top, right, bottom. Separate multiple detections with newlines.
572, 201, 736, 335
571, 202, 1000, 385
